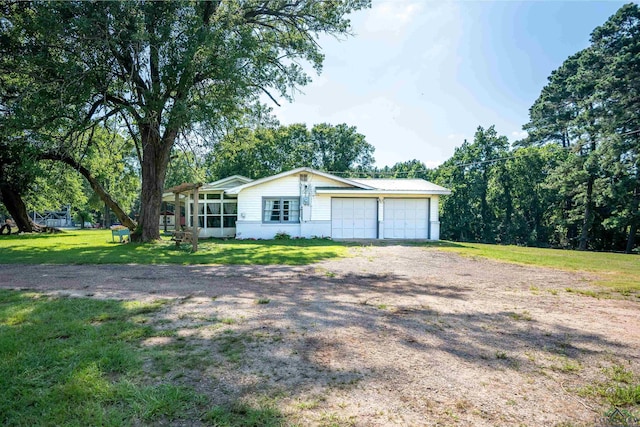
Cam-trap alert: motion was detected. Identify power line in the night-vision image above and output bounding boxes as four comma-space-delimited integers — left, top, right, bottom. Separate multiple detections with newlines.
324, 149, 561, 178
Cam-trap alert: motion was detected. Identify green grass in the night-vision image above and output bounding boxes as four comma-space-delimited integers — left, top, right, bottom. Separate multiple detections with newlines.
579, 364, 640, 418
1, 230, 637, 292
0, 229, 347, 265
0, 290, 204, 425
202, 403, 285, 426
432, 241, 640, 293
508, 311, 532, 321
217, 332, 249, 364
0, 290, 290, 426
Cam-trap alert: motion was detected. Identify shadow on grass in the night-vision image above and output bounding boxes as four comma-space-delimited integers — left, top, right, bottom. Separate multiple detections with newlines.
202, 403, 285, 427
0, 291, 209, 425
0, 231, 75, 240
0, 290, 296, 426
2, 255, 637, 425
0, 238, 347, 265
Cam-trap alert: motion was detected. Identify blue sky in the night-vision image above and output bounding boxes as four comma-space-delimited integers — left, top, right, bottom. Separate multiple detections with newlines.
269, 0, 630, 168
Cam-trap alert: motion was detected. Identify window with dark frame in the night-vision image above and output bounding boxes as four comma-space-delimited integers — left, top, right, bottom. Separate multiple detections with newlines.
190, 195, 237, 228
263, 197, 300, 223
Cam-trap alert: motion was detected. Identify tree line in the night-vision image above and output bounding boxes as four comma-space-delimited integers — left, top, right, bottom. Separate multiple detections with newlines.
436, 4, 639, 253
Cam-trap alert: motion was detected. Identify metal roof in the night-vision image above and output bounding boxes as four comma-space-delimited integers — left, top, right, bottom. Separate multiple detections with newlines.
350, 178, 451, 193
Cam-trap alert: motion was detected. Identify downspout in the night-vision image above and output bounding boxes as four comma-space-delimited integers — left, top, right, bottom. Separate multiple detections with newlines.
428, 198, 431, 240
378, 197, 384, 239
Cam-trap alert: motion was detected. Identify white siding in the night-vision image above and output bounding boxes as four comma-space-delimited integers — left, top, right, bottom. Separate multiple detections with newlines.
312, 194, 333, 221
237, 173, 352, 222
236, 172, 352, 238
233, 170, 445, 240
430, 196, 440, 240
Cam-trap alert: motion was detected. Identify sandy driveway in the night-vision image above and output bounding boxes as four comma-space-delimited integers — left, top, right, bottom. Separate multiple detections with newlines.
1, 246, 638, 426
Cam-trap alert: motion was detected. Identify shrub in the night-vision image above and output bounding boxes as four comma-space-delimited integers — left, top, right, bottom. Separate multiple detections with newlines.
274, 231, 291, 240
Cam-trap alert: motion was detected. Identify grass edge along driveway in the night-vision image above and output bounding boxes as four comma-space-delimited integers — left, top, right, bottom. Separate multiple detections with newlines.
432, 241, 639, 294
0, 229, 347, 266
0, 230, 637, 293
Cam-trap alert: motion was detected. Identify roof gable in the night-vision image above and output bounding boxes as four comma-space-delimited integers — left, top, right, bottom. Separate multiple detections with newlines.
202, 175, 253, 191
225, 167, 373, 194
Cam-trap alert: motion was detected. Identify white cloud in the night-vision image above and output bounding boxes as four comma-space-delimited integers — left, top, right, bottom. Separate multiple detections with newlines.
264, 2, 470, 168
511, 130, 528, 139
424, 160, 443, 169
363, 1, 424, 37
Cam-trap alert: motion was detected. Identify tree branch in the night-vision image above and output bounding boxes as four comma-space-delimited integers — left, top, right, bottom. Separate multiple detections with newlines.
39, 152, 137, 230
258, 86, 281, 106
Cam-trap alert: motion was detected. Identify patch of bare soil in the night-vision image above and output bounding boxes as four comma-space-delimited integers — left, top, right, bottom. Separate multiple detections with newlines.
1, 246, 638, 426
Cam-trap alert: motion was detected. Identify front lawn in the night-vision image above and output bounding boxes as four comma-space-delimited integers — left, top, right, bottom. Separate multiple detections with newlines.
0, 290, 282, 426
433, 241, 640, 293
0, 229, 347, 265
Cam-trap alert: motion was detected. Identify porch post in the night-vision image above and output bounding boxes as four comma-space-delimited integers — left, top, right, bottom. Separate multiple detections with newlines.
174, 192, 181, 231
162, 201, 167, 232
220, 192, 224, 235
192, 187, 199, 252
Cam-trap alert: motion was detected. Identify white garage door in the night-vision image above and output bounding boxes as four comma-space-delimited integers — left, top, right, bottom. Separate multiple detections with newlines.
384, 199, 429, 239
331, 198, 377, 239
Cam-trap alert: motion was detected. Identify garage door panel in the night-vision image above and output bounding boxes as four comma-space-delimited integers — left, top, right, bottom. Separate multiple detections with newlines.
384, 199, 429, 239
331, 198, 377, 239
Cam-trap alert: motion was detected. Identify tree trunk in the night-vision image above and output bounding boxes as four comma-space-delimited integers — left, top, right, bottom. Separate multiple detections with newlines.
578, 174, 595, 250
626, 178, 639, 254
627, 222, 638, 254
136, 126, 175, 242
480, 169, 491, 243
0, 183, 33, 232
502, 173, 513, 244
162, 201, 168, 232
40, 153, 136, 230
104, 203, 111, 228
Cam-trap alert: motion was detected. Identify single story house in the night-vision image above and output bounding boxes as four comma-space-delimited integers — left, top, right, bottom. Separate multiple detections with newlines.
163, 167, 451, 240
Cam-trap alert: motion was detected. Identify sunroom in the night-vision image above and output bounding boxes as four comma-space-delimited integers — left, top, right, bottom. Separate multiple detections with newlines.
162, 175, 252, 238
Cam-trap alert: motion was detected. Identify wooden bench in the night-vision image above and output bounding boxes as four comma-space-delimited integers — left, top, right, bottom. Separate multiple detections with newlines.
111, 228, 130, 243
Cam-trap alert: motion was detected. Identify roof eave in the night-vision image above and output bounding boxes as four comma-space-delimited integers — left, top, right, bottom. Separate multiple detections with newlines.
315, 189, 452, 196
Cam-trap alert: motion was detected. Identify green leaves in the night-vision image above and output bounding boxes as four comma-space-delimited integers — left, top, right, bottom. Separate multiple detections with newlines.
520, 3, 640, 252
205, 121, 374, 180
2, 1, 370, 240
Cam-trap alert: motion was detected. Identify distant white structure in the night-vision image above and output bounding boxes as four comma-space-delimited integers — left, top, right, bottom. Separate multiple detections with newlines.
30, 205, 73, 228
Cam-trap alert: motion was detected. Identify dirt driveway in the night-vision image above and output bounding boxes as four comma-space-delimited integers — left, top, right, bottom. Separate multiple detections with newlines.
1, 246, 638, 426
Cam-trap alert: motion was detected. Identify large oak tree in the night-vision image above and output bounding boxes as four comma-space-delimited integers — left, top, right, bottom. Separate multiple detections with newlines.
2, 0, 369, 241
